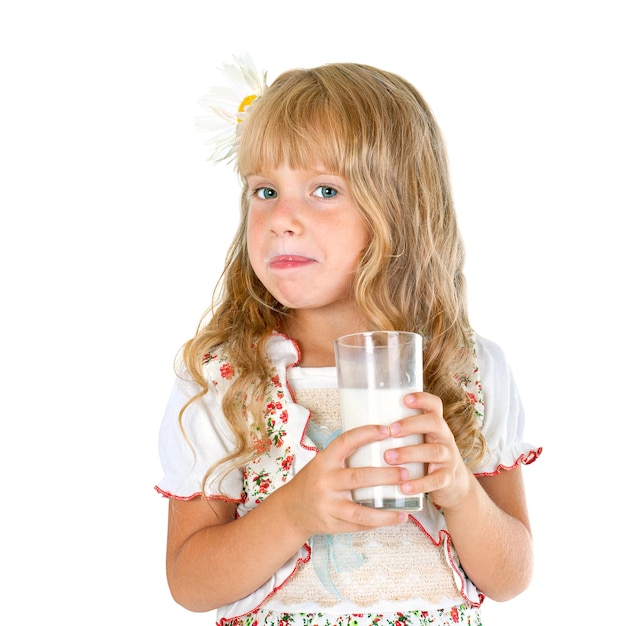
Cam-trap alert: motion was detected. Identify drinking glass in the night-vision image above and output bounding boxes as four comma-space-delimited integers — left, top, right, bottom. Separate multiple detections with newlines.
334, 331, 425, 511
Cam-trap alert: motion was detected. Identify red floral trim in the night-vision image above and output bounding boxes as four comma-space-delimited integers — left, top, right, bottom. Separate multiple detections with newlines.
473, 446, 543, 478
281, 331, 319, 454
275, 330, 302, 365
153, 485, 243, 504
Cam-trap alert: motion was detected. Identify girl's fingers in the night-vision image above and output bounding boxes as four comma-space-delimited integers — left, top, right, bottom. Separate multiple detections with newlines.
324, 423, 389, 463
384, 441, 449, 466
403, 390, 442, 412
338, 464, 410, 490
389, 392, 449, 440
338, 501, 409, 529
324, 426, 411, 489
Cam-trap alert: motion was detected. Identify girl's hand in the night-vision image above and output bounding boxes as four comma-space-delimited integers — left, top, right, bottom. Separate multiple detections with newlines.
383, 392, 473, 511
280, 424, 409, 538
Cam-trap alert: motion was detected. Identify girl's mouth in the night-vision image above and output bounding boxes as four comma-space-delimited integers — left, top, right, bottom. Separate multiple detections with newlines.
268, 255, 316, 269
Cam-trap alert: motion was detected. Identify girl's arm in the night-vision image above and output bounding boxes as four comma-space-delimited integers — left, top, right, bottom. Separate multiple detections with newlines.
435, 466, 532, 600
165, 424, 409, 612
386, 392, 534, 601
472, 468, 532, 599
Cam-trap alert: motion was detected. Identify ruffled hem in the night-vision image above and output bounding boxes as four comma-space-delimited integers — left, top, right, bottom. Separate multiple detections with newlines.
474, 446, 542, 477
153, 485, 243, 504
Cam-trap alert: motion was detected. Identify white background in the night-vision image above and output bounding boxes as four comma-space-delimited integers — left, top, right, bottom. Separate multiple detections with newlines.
2, 1, 624, 624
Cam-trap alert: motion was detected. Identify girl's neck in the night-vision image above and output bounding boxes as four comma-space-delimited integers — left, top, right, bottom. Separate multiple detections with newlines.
282, 310, 369, 367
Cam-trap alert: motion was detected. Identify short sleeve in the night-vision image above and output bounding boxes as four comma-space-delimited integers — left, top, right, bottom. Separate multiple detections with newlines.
473, 335, 541, 475
155, 372, 243, 501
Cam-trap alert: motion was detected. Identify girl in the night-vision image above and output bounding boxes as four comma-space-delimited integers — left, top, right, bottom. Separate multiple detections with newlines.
156, 59, 541, 626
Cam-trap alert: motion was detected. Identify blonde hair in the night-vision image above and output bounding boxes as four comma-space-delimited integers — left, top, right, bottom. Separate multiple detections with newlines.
181, 63, 487, 482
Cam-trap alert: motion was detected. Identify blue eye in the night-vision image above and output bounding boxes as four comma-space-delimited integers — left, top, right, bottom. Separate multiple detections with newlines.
313, 186, 338, 198
255, 187, 278, 199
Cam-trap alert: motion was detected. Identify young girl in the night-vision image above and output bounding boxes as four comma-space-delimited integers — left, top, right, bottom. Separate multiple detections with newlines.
156, 58, 541, 626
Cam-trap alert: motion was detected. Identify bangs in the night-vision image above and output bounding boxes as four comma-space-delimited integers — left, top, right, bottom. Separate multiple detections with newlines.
237, 69, 353, 178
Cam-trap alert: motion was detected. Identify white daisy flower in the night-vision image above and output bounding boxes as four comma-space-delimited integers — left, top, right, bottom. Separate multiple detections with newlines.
196, 53, 268, 164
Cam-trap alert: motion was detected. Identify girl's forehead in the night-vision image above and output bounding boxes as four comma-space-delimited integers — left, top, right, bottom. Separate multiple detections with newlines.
240, 150, 344, 181
244, 159, 342, 178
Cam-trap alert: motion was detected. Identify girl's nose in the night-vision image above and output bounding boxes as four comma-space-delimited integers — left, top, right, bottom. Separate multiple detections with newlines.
270, 197, 302, 236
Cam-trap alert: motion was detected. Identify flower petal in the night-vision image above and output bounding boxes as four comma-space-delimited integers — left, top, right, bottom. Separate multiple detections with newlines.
195, 54, 268, 164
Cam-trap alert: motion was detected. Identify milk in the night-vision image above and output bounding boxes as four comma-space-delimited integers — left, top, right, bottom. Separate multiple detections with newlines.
339, 387, 425, 510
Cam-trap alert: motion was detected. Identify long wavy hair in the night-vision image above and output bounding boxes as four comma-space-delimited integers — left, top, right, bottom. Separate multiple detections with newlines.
180, 63, 487, 481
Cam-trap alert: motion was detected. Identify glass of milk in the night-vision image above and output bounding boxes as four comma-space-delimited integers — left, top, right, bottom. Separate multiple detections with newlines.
334, 331, 424, 511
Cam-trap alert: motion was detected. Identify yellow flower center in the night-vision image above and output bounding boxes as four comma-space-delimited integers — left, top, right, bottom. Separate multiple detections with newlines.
237, 94, 257, 121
